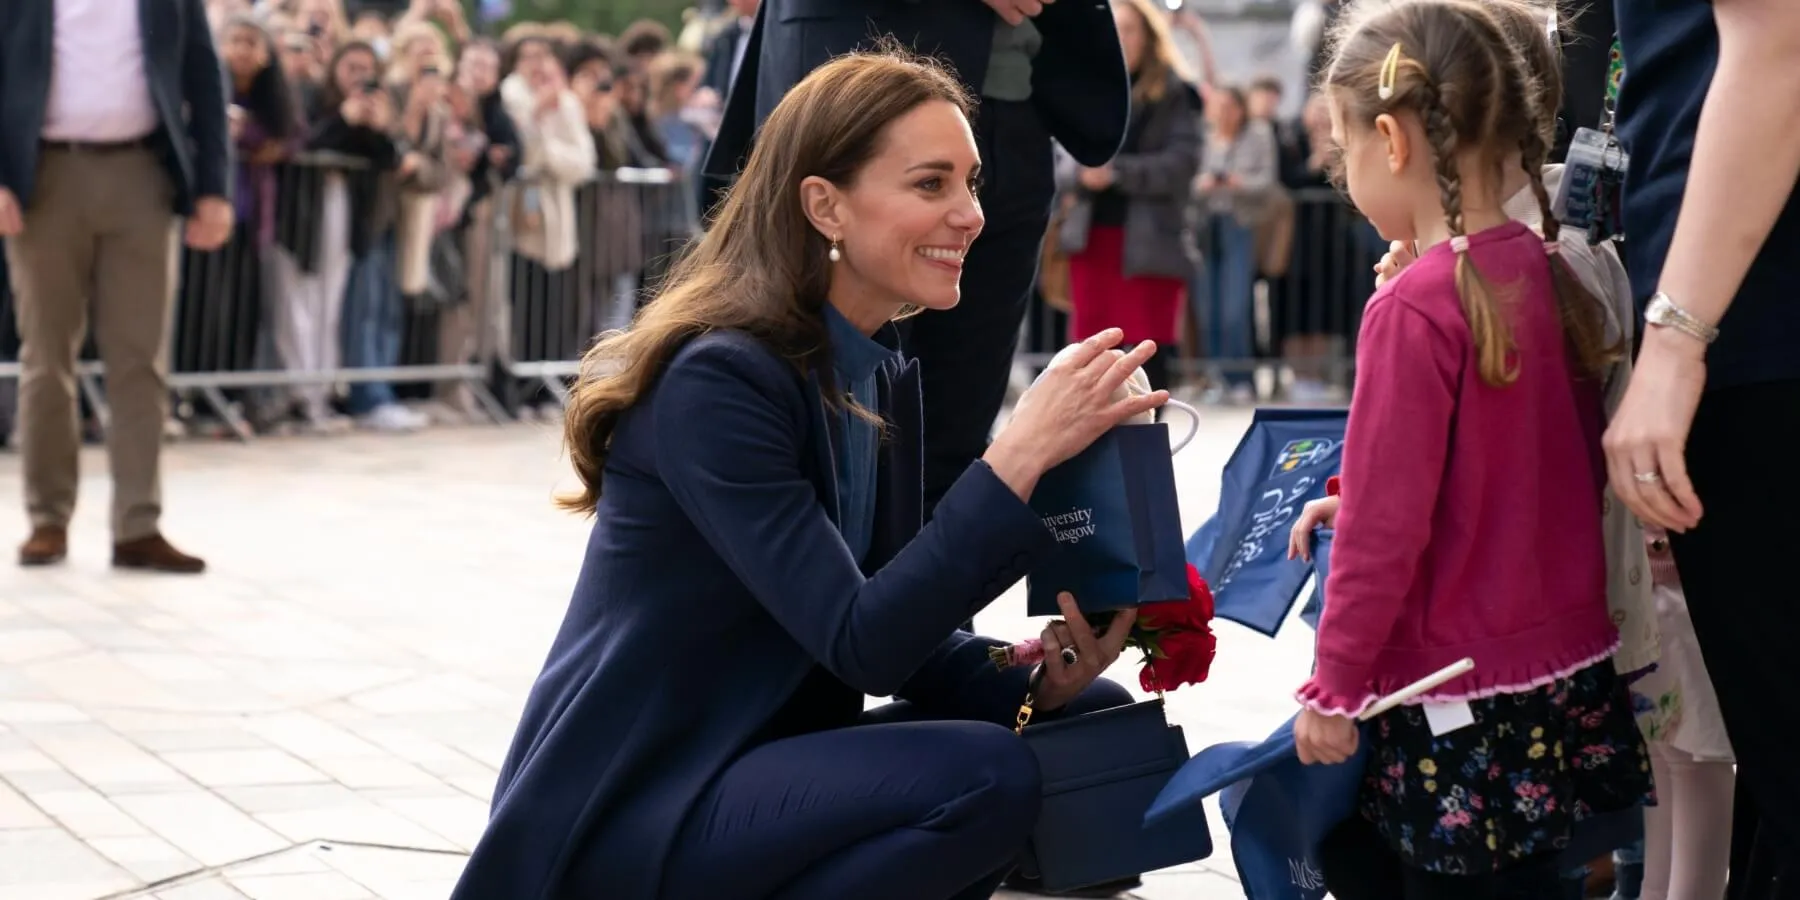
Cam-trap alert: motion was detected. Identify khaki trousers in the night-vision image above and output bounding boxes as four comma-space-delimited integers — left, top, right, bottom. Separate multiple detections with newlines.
3, 146, 180, 541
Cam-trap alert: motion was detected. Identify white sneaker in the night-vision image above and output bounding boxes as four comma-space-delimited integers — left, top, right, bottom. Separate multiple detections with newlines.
1288, 379, 1331, 404
358, 404, 429, 433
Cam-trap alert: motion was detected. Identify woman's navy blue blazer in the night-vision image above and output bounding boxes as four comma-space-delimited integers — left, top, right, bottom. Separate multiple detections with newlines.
449, 330, 1061, 900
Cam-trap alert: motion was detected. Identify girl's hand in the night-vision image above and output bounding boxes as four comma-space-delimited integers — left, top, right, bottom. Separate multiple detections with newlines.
1295, 707, 1359, 765
1287, 496, 1341, 562
340, 97, 367, 126
1603, 329, 1707, 532
985, 329, 1165, 497
1034, 593, 1136, 713
1373, 240, 1416, 287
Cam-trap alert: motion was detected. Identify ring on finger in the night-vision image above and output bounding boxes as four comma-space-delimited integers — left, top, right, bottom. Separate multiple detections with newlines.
1634, 471, 1663, 484
1060, 647, 1079, 667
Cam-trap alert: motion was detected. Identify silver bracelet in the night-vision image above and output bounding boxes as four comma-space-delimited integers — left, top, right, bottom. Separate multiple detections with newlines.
1644, 292, 1720, 345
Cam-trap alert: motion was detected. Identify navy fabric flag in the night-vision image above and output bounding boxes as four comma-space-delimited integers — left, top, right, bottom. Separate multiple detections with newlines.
1146, 715, 1645, 899
1146, 715, 1364, 900
1028, 422, 1189, 616
1186, 409, 1348, 636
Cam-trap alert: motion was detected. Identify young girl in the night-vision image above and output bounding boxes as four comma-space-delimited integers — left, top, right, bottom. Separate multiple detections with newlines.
1289, 1, 1653, 896
1309, 6, 1735, 896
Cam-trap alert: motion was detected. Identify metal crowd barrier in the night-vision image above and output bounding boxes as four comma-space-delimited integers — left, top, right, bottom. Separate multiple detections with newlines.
1021, 187, 1383, 396
494, 167, 697, 406
1, 153, 513, 441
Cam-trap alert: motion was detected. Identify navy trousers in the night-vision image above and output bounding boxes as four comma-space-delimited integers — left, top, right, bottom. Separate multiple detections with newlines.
660, 679, 1135, 900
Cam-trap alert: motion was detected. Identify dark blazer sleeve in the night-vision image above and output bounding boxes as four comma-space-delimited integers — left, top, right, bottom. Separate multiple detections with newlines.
181, 0, 232, 200
701, 0, 765, 211
654, 338, 1058, 698
1030, 0, 1131, 167
1110, 85, 1201, 198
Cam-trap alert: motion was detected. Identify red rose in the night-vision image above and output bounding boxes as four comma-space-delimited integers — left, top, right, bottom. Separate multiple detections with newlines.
1139, 565, 1215, 633
1138, 627, 1217, 693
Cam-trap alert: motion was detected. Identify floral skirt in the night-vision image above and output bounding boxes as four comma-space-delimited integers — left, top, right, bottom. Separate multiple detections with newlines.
1359, 660, 1654, 875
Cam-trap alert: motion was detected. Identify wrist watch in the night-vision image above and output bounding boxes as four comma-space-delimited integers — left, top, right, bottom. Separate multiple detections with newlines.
1644, 292, 1719, 345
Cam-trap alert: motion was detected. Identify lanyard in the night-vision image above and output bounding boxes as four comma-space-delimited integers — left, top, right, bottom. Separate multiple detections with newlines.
1603, 35, 1624, 133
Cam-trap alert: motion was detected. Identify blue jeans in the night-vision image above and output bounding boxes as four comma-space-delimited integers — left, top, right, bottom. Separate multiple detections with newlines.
1197, 214, 1256, 387
340, 234, 402, 415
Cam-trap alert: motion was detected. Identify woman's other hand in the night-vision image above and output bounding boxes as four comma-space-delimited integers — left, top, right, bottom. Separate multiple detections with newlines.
1034, 593, 1135, 713
1295, 707, 1359, 765
1286, 496, 1340, 562
1603, 329, 1707, 533
983, 328, 1165, 499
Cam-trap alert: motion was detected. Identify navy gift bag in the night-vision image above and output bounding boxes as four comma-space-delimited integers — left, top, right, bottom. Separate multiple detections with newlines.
1027, 406, 1198, 616
1186, 408, 1347, 636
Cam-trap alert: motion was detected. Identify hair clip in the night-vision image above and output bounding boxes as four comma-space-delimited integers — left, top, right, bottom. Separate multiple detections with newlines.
1544, 241, 1561, 256
1449, 235, 1471, 253
1378, 42, 1403, 100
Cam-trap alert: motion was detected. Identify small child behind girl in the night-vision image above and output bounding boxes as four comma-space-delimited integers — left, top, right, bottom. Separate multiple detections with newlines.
1287, 0, 1654, 897
1627, 527, 1735, 900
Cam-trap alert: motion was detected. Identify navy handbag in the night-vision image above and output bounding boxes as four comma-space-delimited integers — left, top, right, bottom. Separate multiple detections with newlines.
1011, 666, 1213, 892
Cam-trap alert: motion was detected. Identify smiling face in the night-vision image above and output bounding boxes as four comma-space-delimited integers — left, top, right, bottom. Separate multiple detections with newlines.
801, 99, 985, 321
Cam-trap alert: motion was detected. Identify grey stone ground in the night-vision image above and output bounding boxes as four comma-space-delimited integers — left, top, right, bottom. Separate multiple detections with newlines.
0, 410, 1321, 899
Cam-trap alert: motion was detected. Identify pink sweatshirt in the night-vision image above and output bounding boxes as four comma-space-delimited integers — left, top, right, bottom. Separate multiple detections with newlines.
1298, 221, 1618, 716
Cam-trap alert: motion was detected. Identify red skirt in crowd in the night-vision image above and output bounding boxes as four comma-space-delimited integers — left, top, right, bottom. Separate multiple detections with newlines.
1067, 225, 1186, 347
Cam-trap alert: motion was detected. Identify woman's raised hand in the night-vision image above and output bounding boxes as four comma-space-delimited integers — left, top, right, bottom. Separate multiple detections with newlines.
983, 329, 1166, 499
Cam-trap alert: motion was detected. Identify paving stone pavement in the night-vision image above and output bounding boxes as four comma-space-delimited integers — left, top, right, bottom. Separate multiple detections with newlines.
0, 411, 1323, 900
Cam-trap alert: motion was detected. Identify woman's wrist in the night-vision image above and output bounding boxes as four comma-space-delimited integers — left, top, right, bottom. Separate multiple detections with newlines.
981, 436, 1047, 501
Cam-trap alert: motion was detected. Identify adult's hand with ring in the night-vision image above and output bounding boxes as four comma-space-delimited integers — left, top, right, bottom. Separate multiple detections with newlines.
1603, 328, 1707, 532
983, 328, 1166, 500
1034, 592, 1135, 713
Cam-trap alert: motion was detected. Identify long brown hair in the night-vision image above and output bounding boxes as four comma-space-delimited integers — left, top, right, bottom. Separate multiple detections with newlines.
557, 47, 973, 515
1325, 0, 1616, 387
1115, 0, 1192, 105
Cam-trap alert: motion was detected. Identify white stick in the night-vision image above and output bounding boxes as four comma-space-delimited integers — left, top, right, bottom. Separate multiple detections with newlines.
1356, 657, 1475, 722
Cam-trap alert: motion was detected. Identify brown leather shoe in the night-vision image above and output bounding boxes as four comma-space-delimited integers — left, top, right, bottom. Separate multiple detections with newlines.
18, 526, 68, 567
112, 534, 206, 574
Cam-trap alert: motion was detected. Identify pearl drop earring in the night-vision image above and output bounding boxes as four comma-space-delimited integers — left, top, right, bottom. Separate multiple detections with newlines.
828, 237, 842, 263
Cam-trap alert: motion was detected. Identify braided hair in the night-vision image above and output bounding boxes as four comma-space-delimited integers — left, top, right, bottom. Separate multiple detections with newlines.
1321, 0, 1615, 386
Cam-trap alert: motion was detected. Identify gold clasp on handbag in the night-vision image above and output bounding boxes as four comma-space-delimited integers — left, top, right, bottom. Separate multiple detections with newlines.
1014, 665, 1049, 734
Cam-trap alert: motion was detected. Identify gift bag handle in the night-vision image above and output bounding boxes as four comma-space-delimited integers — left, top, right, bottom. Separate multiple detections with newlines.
1161, 399, 1201, 455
